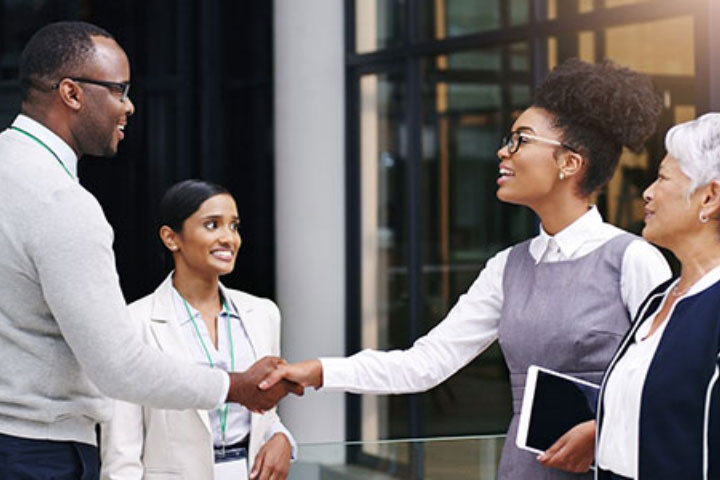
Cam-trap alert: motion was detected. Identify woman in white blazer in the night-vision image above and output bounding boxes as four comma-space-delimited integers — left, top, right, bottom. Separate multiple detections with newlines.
101, 180, 295, 480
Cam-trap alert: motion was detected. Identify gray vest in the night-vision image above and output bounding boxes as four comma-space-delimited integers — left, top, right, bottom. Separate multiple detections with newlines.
496, 234, 635, 479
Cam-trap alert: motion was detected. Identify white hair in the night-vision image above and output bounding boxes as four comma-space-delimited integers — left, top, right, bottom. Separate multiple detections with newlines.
665, 112, 720, 196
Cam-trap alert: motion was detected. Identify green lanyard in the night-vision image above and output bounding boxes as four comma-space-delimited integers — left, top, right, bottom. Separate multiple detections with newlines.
9, 126, 75, 180
180, 294, 235, 449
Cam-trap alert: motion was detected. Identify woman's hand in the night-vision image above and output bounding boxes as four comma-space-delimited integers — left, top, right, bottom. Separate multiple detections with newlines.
250, 433, 292, 480
537, 420, 596, 473
259, 359, 323, 391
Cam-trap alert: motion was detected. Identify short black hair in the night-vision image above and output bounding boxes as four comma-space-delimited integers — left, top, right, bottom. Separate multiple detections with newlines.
19, 21, 114, 100
533, 58, 662, 197
159, 179, 231, 233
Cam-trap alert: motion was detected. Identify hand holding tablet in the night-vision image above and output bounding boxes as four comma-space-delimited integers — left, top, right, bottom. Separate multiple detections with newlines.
516, 365, 599, 470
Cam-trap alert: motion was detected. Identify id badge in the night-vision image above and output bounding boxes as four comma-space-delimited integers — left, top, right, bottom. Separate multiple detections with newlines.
214, 458, 248, 480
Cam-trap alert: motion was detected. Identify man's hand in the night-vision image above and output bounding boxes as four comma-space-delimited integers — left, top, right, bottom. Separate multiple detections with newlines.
226, 356, 304, 412
537, 420, 596, 473
258, 359, 323, 391
250, 433, 292, 480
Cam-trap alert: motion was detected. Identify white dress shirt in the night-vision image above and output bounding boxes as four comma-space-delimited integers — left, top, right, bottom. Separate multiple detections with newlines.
598, 264, 720, 478
321, 206, 671, 394
12, 114, 79, 179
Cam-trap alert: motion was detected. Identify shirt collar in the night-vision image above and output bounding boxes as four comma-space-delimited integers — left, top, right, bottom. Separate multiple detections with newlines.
171, 284, 240, 327
12, 114, 79, 179
530, 206, 603, 262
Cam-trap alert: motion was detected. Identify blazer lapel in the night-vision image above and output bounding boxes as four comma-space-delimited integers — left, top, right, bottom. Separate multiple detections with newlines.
148, 273, 212, 435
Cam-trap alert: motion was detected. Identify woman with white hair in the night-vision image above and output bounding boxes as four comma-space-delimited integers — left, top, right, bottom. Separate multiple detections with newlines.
596, 113, 720, 480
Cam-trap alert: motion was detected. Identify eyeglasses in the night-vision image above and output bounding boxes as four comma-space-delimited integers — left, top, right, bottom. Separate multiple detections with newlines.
501, 131, 577, 155
52, 77, 131, 102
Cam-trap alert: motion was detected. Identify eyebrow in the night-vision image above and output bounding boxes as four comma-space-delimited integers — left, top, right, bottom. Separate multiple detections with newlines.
514, 126, 535, 133
201, 214, 240, 221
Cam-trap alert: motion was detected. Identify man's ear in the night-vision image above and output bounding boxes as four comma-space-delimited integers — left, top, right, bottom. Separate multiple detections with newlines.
56, 79, 82, 112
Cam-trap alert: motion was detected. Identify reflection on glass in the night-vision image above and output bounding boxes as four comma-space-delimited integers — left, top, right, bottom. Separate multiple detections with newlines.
412, 43, 536, 439
510, 0, 531, 26
578, 31, 595, 63
603, 15, 695, 231
605, 16, 694, 76
605, 0, 651, 7
423, 0, 535, 40
355, 0, 405, 53
292, 435, 506, 479
359, 72, 407, 449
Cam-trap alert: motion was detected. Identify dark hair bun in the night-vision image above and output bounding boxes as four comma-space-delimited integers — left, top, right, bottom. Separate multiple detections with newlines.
534, 58, 661, 152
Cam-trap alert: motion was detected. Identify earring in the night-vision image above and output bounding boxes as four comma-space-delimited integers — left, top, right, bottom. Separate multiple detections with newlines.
699, 211, 710, 224
558, 172, 565, 180
169, 245, 178, 251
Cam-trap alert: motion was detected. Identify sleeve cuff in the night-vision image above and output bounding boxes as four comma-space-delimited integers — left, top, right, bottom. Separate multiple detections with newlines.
214, 371, 231, 409
319, 357, 354, 391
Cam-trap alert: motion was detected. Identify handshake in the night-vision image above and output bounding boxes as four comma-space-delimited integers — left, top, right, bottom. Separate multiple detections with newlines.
226, 357, 323, 412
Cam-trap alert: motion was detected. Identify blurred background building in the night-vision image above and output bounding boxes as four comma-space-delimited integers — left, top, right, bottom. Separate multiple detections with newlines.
1, 0, 718, 477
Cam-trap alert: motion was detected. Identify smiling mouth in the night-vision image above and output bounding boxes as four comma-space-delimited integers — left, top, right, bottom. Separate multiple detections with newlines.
499, 167, 515, 177
211, 250, 234, 260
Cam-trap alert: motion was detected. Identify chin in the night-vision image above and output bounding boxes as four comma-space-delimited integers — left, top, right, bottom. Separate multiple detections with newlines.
496, 188, 522, 205
641, 225, 661, 246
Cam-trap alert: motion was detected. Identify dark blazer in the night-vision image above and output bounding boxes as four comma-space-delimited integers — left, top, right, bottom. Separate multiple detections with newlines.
596, 277, 720, 479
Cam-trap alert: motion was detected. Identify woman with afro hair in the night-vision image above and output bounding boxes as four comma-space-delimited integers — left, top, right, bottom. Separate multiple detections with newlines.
260, 58, 672, 479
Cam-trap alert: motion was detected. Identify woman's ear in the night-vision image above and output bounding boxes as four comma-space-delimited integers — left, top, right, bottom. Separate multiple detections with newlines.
159, 225, 179, 252
700, 180, 720, 220
557, 151, 584, 179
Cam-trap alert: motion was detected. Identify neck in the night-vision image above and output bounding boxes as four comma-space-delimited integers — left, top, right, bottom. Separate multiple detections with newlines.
674, 231, 720, 290
21, 103, 81, 157
533, 194, 591, 236
172, 265, 221, 309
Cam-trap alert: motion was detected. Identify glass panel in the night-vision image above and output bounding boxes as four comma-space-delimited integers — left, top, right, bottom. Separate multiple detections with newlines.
509, 0, 531, 26
421, 0, 504, 41
604, 0, 650, 7
291, 435, 506, 479
605, 16, 694, 76
355, 0, 405, 54
412, 43, 536, 439
578, 31, 595, 63
601, 15, 695, 231
358, 71, 408, 445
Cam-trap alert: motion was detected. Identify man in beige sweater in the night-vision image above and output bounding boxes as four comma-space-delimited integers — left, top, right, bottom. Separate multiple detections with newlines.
0, 21, 300, 479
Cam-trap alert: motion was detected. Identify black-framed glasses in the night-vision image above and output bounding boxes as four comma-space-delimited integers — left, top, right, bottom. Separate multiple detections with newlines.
52, 77, 131, 102
501, 131, 577, 155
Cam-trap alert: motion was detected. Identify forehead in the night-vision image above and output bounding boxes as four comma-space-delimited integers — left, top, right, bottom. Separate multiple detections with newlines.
195, 194, 238, 216
659, 154, 680, 170
84, 36, 130, 80
512, 106, 557, 134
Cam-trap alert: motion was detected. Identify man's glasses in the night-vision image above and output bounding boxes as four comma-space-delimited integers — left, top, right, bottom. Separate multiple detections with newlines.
501, 131, 577, 155
53, 77, 131, 102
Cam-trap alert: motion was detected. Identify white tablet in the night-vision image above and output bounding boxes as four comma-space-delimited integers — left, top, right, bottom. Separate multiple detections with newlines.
516, 365, 600, 456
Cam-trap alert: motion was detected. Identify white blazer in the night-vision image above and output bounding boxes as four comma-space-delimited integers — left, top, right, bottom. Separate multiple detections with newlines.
100, 274, 290, 480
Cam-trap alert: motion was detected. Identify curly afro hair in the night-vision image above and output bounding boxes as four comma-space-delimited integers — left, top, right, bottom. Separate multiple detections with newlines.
533, 58, 662, 197
19, 21, 113, 101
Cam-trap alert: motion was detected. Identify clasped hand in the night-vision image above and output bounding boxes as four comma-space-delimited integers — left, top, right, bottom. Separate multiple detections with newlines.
227, 356, 304, 412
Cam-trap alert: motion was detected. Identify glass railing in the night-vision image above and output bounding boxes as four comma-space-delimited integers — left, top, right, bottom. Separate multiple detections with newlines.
289, 434, 506, 479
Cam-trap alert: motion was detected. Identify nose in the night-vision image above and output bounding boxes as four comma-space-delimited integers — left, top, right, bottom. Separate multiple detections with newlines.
497, 144, 510, 160
642, 181, 655, 203
124, 96, 135, 117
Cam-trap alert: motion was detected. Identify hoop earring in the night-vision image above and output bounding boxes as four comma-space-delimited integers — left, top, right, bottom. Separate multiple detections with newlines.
699, 211, 710, 224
